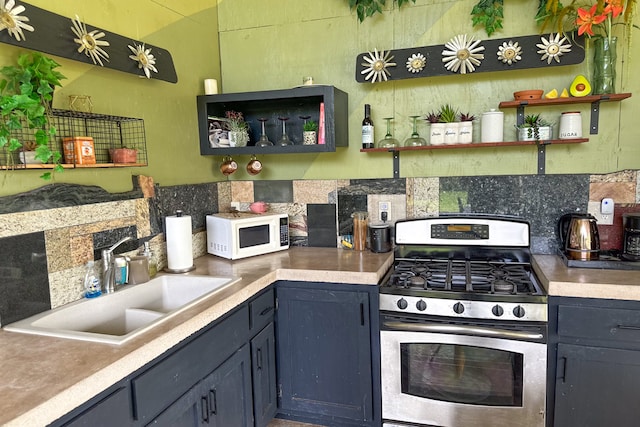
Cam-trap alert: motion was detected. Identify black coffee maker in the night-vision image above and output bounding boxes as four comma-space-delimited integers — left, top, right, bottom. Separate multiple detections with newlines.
622, 213, 640, 261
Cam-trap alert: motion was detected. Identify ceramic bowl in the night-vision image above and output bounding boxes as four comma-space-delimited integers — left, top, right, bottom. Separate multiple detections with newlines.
513, 90, 544, 100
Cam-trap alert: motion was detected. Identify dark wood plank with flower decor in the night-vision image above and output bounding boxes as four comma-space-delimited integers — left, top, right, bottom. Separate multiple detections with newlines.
0, 1, 177, 83
355, 33, 586, 83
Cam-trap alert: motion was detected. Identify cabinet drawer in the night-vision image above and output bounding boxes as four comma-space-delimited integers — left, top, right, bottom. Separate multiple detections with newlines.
558, 304, 640, 345
250, 288, 275, 333
132, 305, 249, 423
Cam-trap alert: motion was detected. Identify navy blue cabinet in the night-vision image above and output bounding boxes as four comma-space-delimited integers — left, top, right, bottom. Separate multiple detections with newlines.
57, 386, 133, 427
275, 281, 380, 426
252, 322, 278, 427
149, 345, 254, 426
51, 287, 276, 427
548, 297, 640, 427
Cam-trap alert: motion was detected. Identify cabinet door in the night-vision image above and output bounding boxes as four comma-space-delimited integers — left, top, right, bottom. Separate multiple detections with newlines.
61, 386, 133, 427
251, 322, 277, 427
145, 387, 201, 427
205, 344, 254, 427
555, 343, 640, 427
276, 285, 373, 423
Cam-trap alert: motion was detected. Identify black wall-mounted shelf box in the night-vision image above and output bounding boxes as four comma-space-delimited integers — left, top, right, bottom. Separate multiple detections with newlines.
197, 85, 348, 155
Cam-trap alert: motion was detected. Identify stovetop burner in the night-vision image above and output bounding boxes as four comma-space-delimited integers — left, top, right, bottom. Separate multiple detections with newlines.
381, 215, 547, 321
383, 259, 543, 296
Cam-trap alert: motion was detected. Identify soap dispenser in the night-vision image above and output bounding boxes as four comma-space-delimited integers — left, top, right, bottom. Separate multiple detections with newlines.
84, 260, 102, 298
141, 241, 158, 278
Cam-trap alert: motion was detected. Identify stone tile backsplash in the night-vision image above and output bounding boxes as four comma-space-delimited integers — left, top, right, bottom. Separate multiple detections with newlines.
0, 170, 638, 325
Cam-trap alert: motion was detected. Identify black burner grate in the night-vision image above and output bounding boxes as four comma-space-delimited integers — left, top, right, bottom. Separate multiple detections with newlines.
386, 260, 541, 296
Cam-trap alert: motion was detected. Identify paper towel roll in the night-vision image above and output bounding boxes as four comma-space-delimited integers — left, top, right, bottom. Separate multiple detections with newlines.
165, 213, 194, 272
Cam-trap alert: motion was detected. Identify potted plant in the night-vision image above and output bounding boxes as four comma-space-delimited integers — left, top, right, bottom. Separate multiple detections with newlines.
458, 112, 476, 144
425, 111, 445, 145
438, 104, 459, 144
303, 120, 318, 145
224, 110, 249, 147
0, 51, 66, 178
516, 114, 554, 142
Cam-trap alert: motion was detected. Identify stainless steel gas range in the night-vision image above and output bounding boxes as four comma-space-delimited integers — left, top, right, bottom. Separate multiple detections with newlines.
379, 216, 547, 427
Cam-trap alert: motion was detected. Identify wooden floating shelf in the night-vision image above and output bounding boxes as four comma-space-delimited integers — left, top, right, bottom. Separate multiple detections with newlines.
360, 138, 588, 153
499, 93, 632, 108
1, 163, 147, 170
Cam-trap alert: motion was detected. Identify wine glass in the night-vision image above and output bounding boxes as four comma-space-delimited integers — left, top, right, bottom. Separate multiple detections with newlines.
256, 118, 273, 147
278, 117, 293, 146
404, 115, 427, 146
377, 117, 399, 148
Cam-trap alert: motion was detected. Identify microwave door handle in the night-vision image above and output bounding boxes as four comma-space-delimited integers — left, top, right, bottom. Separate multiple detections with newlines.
383, 321, 544, 340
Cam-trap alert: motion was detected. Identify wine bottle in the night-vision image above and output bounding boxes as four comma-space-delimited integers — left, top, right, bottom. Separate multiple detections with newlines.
362, 104, 374, 149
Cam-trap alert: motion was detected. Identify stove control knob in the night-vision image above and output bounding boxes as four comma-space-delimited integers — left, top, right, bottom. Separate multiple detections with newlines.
397, 298, 408, 310
513, 305, 526, 318
416, 300, 427, 311
453, 302, 465, 314
492, 305, 504, 317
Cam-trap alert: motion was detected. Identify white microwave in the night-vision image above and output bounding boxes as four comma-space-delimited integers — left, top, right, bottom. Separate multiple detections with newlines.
206, 212, 289, 260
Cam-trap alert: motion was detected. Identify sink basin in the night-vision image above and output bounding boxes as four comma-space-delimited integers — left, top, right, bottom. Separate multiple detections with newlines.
3, 274, 241, 344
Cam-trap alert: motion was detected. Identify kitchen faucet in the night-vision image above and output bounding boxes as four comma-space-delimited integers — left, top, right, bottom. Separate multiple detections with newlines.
101, 236, 133, 294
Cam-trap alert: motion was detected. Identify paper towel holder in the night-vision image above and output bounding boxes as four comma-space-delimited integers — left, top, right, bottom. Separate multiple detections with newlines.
164, 209, 196, 274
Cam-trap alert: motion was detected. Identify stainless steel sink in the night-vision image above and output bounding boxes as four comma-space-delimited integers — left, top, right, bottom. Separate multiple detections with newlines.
3, 274, 241, 344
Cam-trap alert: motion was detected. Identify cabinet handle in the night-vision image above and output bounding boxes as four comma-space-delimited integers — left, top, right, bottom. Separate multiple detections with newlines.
257, 348, 263, 370
617, 324, 640, 331
260, 306, 274, 316
360, 303, 365, 326
201, 396, 209, 423
209, 389, 217, 415
557, 356, 567, 383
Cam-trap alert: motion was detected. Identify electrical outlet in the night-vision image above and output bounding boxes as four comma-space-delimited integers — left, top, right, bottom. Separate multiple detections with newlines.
587, 201, 614, 225
230, 201, 240, 210
378, 201, 391, 222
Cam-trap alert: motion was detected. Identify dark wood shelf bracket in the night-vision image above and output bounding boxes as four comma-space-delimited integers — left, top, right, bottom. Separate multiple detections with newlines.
392, 150, 400, 178
538, 141, 548, 175
590, 100, 601, 134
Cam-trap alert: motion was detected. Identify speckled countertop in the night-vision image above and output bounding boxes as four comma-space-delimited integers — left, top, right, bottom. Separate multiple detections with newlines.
0, 247, 393, 427
2, 250, 638, 426
533, 255, 640, 299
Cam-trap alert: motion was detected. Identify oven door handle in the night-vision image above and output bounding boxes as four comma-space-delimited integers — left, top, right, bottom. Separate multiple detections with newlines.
383, 321, 544, 340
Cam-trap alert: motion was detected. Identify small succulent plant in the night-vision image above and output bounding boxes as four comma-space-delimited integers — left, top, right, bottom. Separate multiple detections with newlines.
424, 112, 441, 123
459, 112, 476, 122
438, 104, 458, 123
303, 120, 318, 132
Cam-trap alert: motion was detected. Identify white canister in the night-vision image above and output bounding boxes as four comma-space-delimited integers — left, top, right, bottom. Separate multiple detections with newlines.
481, 109, 504, 143
559, 112, 582, 139
443, 122, 460, 144
458, 121, 473, 143
429, 123, 446, 145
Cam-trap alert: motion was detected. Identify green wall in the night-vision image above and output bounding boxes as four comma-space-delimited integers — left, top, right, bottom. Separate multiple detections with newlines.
0, 0, 221, 196
2, 0, 638, 197
218, 0, 640, 179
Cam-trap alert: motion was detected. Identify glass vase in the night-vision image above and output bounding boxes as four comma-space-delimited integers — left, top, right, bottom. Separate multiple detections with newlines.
592, 36, 617, 95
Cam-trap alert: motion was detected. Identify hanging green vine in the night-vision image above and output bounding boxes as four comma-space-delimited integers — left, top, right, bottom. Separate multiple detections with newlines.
348, 0, 416, 22
470, 0, 504, 36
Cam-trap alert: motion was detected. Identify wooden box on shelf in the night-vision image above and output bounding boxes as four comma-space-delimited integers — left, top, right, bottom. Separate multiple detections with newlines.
109, 148, 138, 163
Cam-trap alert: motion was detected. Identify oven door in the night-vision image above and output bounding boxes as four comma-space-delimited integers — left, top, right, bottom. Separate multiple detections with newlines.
381, 317, 546, 427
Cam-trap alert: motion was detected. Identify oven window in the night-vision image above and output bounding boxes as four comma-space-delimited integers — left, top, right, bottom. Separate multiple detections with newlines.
238, 224, 270, 248
400, 343, 523, 406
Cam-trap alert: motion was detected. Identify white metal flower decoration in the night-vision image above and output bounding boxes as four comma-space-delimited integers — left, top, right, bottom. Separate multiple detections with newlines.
71, 15, 110, 66
361, 49, 397, 83
0, 0, 33, 41
536, 33, 572, 64
406, 53, 426, 73
128, 43, 158, 79
441, 34, 485, 74
497, 41, 522, 65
